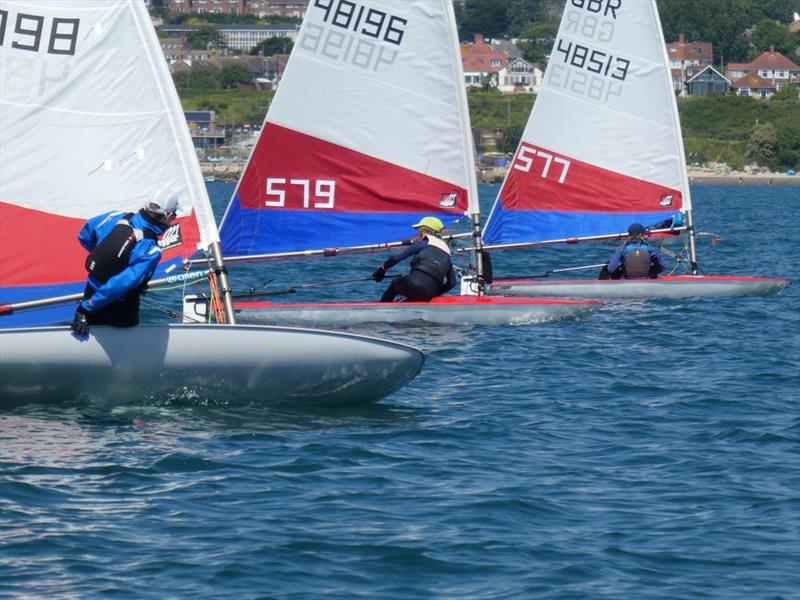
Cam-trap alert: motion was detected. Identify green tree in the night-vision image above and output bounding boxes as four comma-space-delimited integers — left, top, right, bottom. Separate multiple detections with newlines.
506, 0, 542, 37
453, 0, 466, 32
770, 85, 800, 103
658, 0, 750, 62
172, 69, 221, 90
249, 37, 294, 57
186, 23, 225, 50
459, 0, 509, 40
774, 124, 800, 170
517, 21, 558, 64
745, 122, 779, 167
744, 0, 800, 23
749, 19, 796, 55
500, 123, 525, 153
769, 88, 800, 169
221, 63, 253, 88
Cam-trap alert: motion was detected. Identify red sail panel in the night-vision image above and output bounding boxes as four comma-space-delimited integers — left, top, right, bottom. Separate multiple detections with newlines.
236, 123, 468, 215
502, 143, 683, 214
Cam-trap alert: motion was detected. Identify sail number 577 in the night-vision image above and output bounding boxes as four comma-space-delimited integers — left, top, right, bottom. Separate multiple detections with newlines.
266, 178, 335, 208
513, 146, 571, 184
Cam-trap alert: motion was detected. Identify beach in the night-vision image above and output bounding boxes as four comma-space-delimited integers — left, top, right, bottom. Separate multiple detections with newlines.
687, 165, 799, 185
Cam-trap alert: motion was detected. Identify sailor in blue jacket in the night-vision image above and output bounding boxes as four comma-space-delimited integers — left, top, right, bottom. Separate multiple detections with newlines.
372, 216, 457, 302
70, 191, 179, 337
606, 222, 665, 279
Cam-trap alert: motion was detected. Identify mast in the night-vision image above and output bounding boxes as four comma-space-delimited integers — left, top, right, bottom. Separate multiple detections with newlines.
208, 241, 237, 324
446, 0, 485, 294
652, 0, 698, 273
133, 0, 237, 322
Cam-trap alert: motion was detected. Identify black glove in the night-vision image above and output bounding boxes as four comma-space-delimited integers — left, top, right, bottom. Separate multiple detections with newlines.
71, 305, 90, 338
372, 266, 386, 282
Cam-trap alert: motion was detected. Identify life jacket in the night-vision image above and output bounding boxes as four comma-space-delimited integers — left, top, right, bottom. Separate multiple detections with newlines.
410, 236, 452, 284
85, 213, 158, 285
622, 243, 652, 278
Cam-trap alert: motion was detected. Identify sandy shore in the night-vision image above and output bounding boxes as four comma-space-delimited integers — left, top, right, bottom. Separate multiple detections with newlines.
689, 176, 797, 185
201, 163, 242, 182
687, 168, 798, 185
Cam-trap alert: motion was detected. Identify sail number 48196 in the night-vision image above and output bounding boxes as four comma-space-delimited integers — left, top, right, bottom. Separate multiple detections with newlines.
265, 178, 336, 208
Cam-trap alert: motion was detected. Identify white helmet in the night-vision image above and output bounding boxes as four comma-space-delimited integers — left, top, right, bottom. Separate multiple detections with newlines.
145, 190, 180, 216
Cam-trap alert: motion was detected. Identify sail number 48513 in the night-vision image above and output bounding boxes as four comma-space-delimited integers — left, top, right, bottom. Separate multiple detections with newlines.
266, 178, 336, 208
513, 146, 571, 184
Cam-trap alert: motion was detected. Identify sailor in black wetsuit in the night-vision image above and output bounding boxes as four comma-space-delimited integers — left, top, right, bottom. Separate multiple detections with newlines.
70, 191, 179, 338
372, 216, 457, 303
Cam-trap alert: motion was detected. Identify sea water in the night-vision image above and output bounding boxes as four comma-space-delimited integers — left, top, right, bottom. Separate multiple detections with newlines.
1, 184, 798, 599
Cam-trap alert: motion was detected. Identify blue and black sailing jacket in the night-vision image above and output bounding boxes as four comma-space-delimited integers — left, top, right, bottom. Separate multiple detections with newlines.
77, 210, 165, 312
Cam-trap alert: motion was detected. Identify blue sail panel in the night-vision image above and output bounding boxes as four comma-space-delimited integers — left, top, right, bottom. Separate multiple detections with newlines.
221, 197, 465, 256
483, 202, 679, 246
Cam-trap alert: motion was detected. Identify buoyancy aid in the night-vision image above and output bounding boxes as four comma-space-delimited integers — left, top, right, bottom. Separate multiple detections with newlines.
410, 236, 452, 284
622, 243, 652, 278
85, 213, 158, 284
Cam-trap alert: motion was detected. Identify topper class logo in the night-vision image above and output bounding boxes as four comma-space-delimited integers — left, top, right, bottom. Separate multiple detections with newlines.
440, 193, 457, 208
159, 224, 183, 250
659, 194, 674, 207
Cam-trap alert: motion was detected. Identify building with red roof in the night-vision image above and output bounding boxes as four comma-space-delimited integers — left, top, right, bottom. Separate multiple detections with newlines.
730, 73, 777, 99
461, 34, 508, 89
666, 34, 714, 95
726, 47, 800, 94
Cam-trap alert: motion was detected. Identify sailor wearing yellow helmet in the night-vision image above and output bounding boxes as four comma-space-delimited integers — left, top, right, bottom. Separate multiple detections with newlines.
372, 216, 457, 302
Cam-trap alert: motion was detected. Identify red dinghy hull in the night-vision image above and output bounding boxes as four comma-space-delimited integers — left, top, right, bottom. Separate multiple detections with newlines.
231, 296, 600, 326
489, 275, 790, 299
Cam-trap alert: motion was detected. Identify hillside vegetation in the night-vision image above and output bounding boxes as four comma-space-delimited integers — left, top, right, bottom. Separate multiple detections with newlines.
679, 93, 800, 171
178, 88, 800, 171
180, 88, 270, 125
455, 0, 800, 64
469, 89, 799, 171
171, 0, 799, 171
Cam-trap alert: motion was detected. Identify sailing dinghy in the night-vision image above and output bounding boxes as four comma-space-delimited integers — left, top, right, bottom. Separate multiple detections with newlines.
0, 0, 423, 407
215, 0, 598, 325
481, 0, 789, 299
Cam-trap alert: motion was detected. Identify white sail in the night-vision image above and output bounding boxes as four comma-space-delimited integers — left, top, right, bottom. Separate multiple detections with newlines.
212, 0, 598, 324
219, 0, 478, 257
483, 0, 691, 246
481, 0, 790, 299
0, 0, 428, 407
1, 0, 218, 327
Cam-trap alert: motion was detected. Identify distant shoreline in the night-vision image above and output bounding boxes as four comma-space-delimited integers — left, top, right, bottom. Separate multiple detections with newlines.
689, 170, 800, 185
201, 163, 799, 186
688, 174, 798, 185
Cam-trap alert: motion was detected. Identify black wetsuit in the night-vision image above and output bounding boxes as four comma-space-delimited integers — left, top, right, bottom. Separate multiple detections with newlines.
379, 237, 456, 302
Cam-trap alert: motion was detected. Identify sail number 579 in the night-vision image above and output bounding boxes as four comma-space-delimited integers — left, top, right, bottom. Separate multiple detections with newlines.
513, 146, 571, 184
266, 178, 335, 208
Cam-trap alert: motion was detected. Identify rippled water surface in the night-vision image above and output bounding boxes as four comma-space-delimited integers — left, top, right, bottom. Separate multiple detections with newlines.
2, 184, 798, 598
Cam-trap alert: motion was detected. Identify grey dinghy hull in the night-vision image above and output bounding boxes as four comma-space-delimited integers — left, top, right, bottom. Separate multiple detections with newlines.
0, 324, 424, 408
489, 275, 791, 299
233, 296, 600, 327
